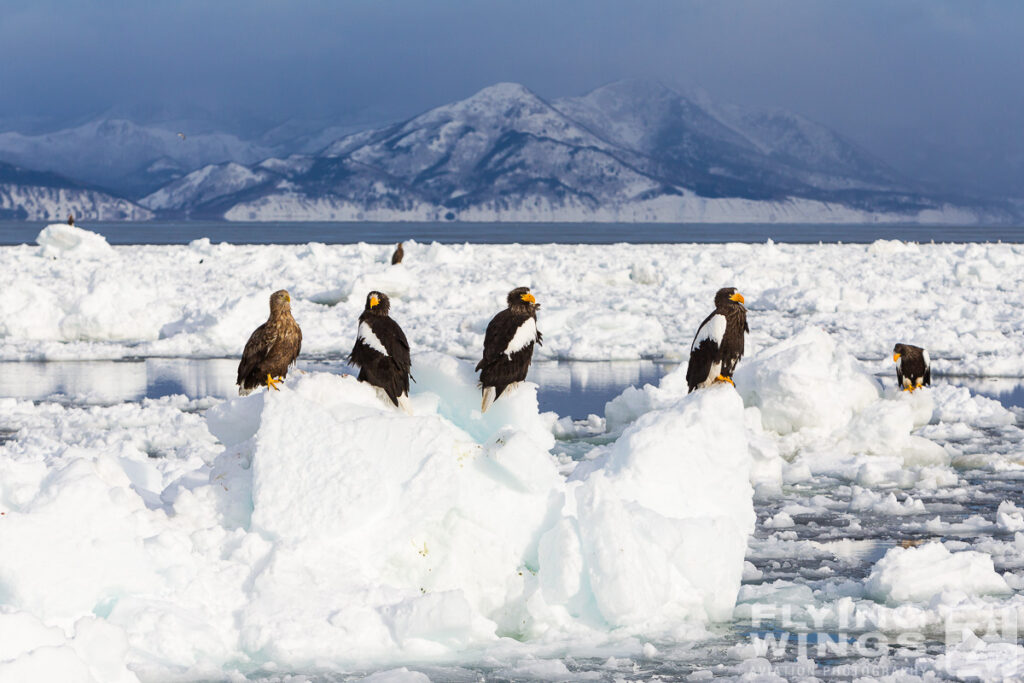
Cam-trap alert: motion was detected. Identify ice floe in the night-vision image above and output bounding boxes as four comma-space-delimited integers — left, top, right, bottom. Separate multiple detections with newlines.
0, 354, 755, 678
1, 226, 1023, 379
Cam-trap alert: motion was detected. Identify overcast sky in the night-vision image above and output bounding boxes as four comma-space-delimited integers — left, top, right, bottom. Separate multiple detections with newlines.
1, 0, 1022, 196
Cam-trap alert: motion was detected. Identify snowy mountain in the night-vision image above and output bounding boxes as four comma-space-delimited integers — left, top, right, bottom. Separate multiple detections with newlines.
0, 161, 152, 221
144, 81, 1008, 223
0, 119, 276, 197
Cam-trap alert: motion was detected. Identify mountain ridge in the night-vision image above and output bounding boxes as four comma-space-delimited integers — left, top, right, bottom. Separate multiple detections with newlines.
142, 81, 1010, 223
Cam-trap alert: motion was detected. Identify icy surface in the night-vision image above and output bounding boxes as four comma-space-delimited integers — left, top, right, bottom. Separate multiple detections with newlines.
2, 232, 1023, 381
864, 542, 1011, 604
0, 354, 755, 678
2, 234, 1024, 680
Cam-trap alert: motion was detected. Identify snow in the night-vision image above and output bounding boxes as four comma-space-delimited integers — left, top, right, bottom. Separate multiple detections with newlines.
2, 232, 1024, 679
0, 351, 754, 678
864, 542, 1012, 604
35, 223, 114, 257
0, 184, 152, 222
3, 234, 1022, 380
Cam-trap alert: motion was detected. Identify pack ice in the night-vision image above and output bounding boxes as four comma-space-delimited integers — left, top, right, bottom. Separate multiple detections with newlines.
0, 351, 753, 679
2, 225, 1024, 378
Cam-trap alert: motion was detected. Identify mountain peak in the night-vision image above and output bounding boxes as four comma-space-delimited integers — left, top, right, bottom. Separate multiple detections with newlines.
464, 82, 539, 102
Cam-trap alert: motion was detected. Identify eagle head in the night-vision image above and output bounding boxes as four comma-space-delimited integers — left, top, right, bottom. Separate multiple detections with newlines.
365, 290, 391, 315
270, 289, 292, 314
508, 286, 539, 311
714, 287, 745, 309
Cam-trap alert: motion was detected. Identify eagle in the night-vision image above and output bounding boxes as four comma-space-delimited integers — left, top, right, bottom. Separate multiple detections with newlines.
67, 213, 75, 226
476, 287, 542, 412
686, 287, 748, 392
348, 291, 412, 410
236, 289, 302, 395
391, 242, 404, 265
893, 343, 930, 391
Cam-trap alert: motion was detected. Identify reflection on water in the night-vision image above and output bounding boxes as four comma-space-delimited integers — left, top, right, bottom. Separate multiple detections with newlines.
528, 360, 674, 418
0, 358, 1019, 417
0, 358, 674, 419
0, 358, 242, 405
944, 376, 1024, 409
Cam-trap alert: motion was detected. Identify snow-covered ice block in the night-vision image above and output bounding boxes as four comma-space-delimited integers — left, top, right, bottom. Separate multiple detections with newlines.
996, 501, 1024, 533
36, 223, 113, 257
734, 326, 947, 466
543, 385, 755, 628
734, 326, 879, 436
224, 371, 565, 661
0, 611, 139, 683
864, 542, 1011, 605
410, 351, 554, 447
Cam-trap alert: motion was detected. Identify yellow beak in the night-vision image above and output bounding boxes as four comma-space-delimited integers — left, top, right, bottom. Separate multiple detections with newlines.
285, 292, 291, 302
370, 295, 379, 308
521, 292, 536, 304
893, 353, 900, 363
730, 292, 745, 303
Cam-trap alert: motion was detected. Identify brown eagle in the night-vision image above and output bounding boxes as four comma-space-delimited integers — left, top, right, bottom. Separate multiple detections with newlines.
236, 290, 302, 395
686, 287, 748, 392
391, 242, 404, 265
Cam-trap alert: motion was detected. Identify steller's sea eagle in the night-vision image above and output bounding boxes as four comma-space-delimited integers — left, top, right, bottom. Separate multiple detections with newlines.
893, 343, 930, 391
686, 287, 748, 392
476, 287, 542, 412
348, 291, 412, 411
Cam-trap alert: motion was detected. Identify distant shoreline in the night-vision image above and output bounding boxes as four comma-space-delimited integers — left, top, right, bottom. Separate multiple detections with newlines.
1, 220, 1021, 246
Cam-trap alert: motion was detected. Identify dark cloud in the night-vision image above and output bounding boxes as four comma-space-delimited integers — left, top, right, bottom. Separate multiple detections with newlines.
0, 0, 1021, 196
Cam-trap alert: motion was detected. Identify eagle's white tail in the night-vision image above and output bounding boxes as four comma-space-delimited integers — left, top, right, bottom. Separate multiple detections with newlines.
397, 393, 413, 415
481, 386, 496, 413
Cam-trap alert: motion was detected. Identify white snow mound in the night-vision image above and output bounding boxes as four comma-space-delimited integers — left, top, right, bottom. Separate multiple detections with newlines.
0, 358, 760, 676
553, 384, 755, 628
35, 223, 113, 257
864, 542, 1011, 605
734, 326, 947, 466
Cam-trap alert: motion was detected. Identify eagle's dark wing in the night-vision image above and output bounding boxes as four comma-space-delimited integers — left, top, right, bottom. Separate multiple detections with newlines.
719, 310, 747, 377
686, 311, 724, 392
476, 310, 537, 398
348, 316, 411, 404
237, 322, 274, 387
377, 316, 411, 376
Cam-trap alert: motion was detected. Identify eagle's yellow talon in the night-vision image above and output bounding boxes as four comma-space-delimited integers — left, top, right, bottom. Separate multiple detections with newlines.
715, 374, 735, 386
266, 373, 282, 391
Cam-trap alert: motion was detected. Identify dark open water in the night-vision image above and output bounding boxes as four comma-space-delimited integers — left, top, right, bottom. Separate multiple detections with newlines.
1, 220, 1022, 245
0, 358, 1019, 418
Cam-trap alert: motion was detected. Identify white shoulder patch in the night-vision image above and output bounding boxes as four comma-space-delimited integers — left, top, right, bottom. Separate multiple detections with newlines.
922, 349, 930, 367
357, 321, 388, 356
504, 317, 538, 357
691, 314, 727, 352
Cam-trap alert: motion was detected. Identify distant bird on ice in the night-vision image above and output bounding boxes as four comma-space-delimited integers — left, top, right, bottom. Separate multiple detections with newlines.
348, 291, 412, 411
391, 242, 404, 265
67, 213, 74, 226
686, 287, 748, 392
177, 132, 186, 140
893, 343, 930, 391
236, 290, 302, 395
476, 287, 542, 412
